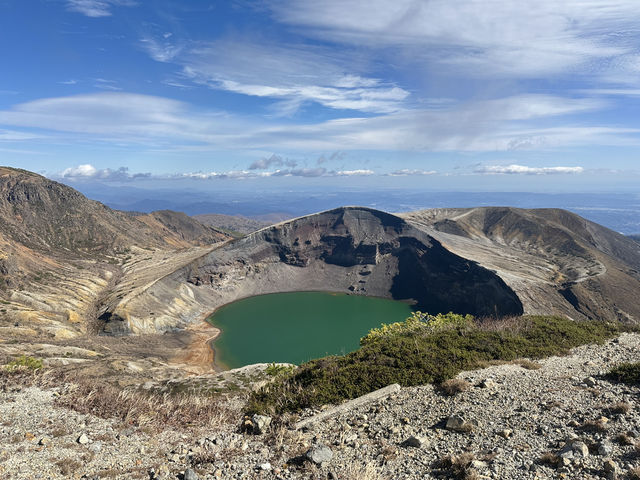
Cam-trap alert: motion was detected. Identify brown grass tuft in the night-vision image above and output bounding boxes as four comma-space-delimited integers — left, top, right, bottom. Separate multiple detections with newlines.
538, 452, 559, 468
439, 378, 471, 396
608, 402, 632, 415
628, 466, 640, 480
434, 452, 478, 479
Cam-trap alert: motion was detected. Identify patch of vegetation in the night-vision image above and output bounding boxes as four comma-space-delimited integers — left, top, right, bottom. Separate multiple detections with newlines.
607, 362, 640, 386
265, 363, 296, 377
5, 355, 43, 372
247, 314, 624, 414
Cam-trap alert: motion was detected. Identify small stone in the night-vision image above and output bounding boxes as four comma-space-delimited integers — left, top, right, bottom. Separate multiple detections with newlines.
259, 463, 271, 471
183, 468, 199, 480
251, 414, 272, 434
597, 441, 613, 456
168, 453, 180, 462
478, 378, 496, 389
498, 428, 513, 439
306, 443, 333, 465
559, 440, 589, 459
402, 435, 428, 448
38, 437, 51, 446
603, 459, 617, 473
584, 377, 597, 387
77, 433, 89, 445
470, 460, 488, 469
445, 415, 473, 433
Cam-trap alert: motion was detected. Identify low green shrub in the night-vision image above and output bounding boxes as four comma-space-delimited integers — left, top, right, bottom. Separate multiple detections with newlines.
607, 362, 640, 386
247, 315, 623, 414
5, 355, 43, 372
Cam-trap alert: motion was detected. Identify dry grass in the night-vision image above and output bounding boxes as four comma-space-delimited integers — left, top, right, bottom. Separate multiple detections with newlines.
580, 418, 608, 433
434, 452, 478, 480
475, 315, 532, 333
55, 458, 83, 476
628, 466, 640, 480
538, 452, 559, 468
517, 360, 542, 370
615, 432, 636, 446
339, 462, 386, 480
608, 401, 632, 415
41, 371, 243, 432
439, 378, 471, 396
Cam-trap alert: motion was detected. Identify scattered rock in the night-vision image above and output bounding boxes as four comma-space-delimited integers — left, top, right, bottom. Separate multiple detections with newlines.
251, 414, 272, 435
402, 435, 428, 448
183, 468, 199, 480
498, 428, 513, 438
559, 440, 589, 459
584, 377, 597, 387
306, 443, 333, 465
597, 441, 613, 456
77, 433, 89, 445
259, 462, 271, 471
445, 415, 474, 433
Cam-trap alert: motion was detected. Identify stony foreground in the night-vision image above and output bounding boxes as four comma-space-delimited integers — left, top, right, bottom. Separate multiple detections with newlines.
1, 333, 639, 480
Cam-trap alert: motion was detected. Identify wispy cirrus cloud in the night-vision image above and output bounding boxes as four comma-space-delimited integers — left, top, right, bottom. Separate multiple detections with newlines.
0, 92, 634, 155
66, 0, 136, 18
141, 37, 409, 115
266, 0, 640, 82
474, 164, 584, 175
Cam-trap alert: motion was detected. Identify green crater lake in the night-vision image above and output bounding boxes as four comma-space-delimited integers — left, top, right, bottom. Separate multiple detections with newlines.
208, 292, 413, 369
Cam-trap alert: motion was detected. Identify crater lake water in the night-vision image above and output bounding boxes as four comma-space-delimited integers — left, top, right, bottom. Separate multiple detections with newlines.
208, 292, 414, 369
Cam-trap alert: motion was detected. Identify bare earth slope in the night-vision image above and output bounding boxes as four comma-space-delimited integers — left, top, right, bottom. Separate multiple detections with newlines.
0, 167, 230, 339
401, 207, 640, 323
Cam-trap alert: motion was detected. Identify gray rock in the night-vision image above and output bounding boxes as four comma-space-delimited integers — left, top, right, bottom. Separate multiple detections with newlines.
598, 441, 613, 456
251, 414, 272, 434
559, 440, 589, 459
77, 433, 89, 444
183, 468, 199, 480
306, 443, 333, 464
584, 377, 597, 387
402, 435, 428, 448
445, 415, 473, 433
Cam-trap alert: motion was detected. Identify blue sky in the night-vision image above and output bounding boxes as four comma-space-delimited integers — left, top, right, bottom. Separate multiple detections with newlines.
1, 0, 640, 191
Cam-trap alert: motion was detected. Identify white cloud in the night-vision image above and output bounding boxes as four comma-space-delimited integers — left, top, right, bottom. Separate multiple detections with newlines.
336, 169, 375, 176
388, 169, 437, 176
150, 39, 410, 114
267, 0, 640, 80
249, 154, 297, 170
140, 36, 183, 63
474, 164, 584, 175
66, 0, 136, 18
58, 164, 150, 181
0, 92, 635, 154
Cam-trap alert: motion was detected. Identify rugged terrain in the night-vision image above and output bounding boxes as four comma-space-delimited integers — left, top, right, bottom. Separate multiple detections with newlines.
0, 167, 230, 341
1, 333, 639, 479
102, 205, 640, 336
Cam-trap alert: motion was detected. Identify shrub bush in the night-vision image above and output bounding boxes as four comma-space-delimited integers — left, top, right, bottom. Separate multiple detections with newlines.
247, 315, 623, 414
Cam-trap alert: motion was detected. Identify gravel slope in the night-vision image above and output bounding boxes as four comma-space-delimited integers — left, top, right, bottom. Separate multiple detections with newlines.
1, 333, 638, 479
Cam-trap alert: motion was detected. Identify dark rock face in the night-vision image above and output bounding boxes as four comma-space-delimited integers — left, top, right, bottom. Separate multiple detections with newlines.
391, 237, 523, 316
185, 207, 524, 318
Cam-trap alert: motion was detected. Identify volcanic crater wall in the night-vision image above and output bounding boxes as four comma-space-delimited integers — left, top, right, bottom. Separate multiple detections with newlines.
107, 207, 523, 333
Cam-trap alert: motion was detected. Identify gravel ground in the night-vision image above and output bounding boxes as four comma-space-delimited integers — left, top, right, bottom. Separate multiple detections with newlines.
1, 333, 638, 480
